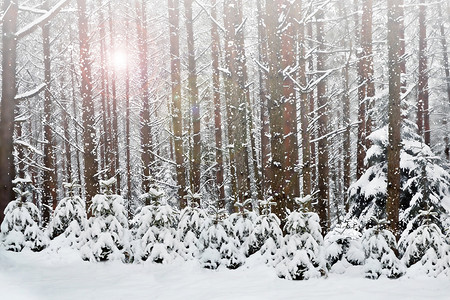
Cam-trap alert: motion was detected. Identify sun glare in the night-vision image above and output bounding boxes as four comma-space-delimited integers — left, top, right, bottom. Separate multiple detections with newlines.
111, 50, 127, 70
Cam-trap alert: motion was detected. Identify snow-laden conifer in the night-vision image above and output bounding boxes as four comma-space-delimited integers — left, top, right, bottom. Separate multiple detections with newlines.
1, 178, 47, 252
227, 198, 256, 251
131, 185, 179, 263
324, 222, 365, 273
349, 125, 450, 230
275, 197, 326, 280
362, 217, 405, 279
199, 204, 245, 269
47, 182, 87, 248
176, 191, 206, 259
81, 178, 131, 262
399, 209, 450, 276
246, 198, 283, 261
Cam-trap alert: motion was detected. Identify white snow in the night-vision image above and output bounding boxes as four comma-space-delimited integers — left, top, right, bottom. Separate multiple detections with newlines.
1, 249, 449, 300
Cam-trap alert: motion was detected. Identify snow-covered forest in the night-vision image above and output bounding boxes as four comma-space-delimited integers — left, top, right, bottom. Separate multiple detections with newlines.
1, 0, 450, 297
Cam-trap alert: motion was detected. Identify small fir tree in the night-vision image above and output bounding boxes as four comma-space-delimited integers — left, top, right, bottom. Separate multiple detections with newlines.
228, 198, 256, 251
400, 209, 450, 276
131, 185, 179, 263
362, 217, 405, 279
246, 198, 283, 261
176, 192, 207, 259
275, 197, 327, 280
81, 178, 131, 262
47, 182, 87, 248
324, 222, 365, 273
1, 178, 47, 252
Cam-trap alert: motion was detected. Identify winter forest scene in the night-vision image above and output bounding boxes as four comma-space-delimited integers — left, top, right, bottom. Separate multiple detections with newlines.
1, 0, 450, 299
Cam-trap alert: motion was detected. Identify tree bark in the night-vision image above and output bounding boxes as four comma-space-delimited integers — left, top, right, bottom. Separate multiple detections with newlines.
77, 0, 98, 217
168, 0, 187, 207
0, 0, 18, 224
211, 0, 225, 206
386, 0, 403, 239
417, 0, 430, 145
42, 0, 58, 224
316, 7, 330, 233
184, 0, 201, 200
137, 1, 154, 197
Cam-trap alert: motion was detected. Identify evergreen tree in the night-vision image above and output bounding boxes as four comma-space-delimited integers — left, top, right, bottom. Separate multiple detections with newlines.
275, 197, 326, 280
361, 217, 405, 279
0, 178, 47, 252
81, 178, 130, 262
324, 222, 365, 273
246, 199, 283, 261
47, 182, 87, 248
131, 185, 179, 263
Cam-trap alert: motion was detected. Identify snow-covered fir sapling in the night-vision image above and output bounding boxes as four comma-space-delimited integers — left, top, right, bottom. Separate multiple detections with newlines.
324, 221, 365, 273
131, 184, 179, 263
47, 182, 87, 248
362, 217, 405, 279
399, 208, 450, 277
275, 196, 327, 280
1, 178, 47, 252
246, 198, 283, 261
228, 198, 256, 251
349, 125, 450, 231
176, 191, 207, 259
199, 203, 245, 269
81, 178, 131, 262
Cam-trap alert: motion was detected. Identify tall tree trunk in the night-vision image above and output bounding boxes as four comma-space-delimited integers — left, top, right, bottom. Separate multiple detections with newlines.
316, 7, 330, 232
0, 0, 18, 224
266, 0, 291, 226
125, 10, 132, 218
438, 6, 450, 159
168, 0, 187, 207
108, 1, 120, 192
386, 0, 403, 239
137, 0, 154, 197
211, 0, 225, 206
417, 0, 430, 145
307, 20, 317, 194
184, 0, 201, 200
362, 0, 375, 149
298, 1, 311, 198
98, 0, 109, 176
42, 0, 58, 224
77, 0, 98, 217
257, 0, 271, 201
282, 0, 300, 203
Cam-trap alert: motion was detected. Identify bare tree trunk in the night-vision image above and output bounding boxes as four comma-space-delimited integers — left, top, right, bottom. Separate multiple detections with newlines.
282, 0, 300, 203
257, 0, 271, 201
266, 0, 292, 227
298, 2, 311, 199
137, 0, 154, 197
417, 0, 430, 145
316, 7, 330, 233
42, 0, 58, 224
0, 0, 18, 224
386, 0, 403, 239
77, 0, 98, 217
168, 0, 187, 207
184, 0, 201, 200
125, 9, 132, 218
108, 1, 120, 192
362, 0, 375, 150
438, 6, 450, 159
97, 0, 109, 176
211, 0, 225, 206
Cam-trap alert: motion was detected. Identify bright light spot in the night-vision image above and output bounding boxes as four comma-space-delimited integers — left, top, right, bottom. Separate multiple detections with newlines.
111, 50, 127, 70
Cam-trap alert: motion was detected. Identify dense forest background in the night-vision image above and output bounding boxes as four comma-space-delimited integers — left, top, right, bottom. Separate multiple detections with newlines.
0, 0, 449, 243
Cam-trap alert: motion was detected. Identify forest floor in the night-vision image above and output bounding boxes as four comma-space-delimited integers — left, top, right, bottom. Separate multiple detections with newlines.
1, 248, 449, 300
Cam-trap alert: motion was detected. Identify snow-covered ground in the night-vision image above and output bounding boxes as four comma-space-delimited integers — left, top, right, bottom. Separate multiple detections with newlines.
1, 249, 449, 300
